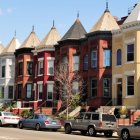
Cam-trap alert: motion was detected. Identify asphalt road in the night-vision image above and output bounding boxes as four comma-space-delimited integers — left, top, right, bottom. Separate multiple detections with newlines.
0, 127, 120, 140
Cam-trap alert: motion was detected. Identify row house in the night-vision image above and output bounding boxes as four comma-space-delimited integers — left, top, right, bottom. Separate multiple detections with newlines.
56, 6, 120, 110
112, 3, 140, 108
14, 29, 40, 108
33, 23, 61, 112
0, 36, 20, 106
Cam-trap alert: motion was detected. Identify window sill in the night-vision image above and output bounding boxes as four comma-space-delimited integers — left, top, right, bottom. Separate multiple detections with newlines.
115, 65, 122, 68
37, 74, 43, 77
125, 61, 134, 64
125, 95, 135, 98
47, 74, 54, 76
37, 100, 42, 101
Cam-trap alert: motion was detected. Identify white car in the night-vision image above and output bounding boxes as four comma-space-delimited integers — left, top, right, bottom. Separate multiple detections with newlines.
0, 111, 20, 127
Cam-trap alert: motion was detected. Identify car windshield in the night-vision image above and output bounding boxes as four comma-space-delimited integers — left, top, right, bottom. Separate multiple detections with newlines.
102, 114, 116, 122
3, 112, 13, 116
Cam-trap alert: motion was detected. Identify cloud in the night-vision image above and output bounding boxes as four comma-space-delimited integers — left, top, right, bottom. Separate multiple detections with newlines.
0, 8, 3, 16
7, 8, 13, 14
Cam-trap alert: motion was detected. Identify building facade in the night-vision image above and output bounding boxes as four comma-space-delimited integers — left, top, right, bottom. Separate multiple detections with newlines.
0, 37, 20, 106
112, 3, 140, 108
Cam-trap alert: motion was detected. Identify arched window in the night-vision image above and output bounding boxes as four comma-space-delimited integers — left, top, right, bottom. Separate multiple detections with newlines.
117, 49, 122, 65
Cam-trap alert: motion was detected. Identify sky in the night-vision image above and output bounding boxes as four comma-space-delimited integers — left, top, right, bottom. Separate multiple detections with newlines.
0, 0, 139, 46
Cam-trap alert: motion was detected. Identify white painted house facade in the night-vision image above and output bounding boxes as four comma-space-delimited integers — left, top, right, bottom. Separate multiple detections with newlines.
0, 37, 20, 107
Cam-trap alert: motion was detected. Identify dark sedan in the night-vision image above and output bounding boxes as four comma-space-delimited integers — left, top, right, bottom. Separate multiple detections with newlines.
18, 114, 62, 131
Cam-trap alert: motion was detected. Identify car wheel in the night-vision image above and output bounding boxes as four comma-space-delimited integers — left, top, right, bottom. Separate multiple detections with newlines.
121, 129, 130, 140
81, 130, 87, 135
88, 126, 96, 136
65, 124, 72, 134
18, 122, 23, 129
104, 131, 113, 137
0, 121, 3, 127
35, 123, 41, 131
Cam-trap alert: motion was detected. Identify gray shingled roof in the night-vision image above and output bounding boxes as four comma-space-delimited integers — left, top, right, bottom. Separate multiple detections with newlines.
61, 18, 87, 41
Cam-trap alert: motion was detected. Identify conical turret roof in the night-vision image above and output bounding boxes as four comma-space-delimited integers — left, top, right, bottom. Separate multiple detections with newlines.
90, 10, 120, 32
20, 31, 40, 49
2, 37, 20, 54
124, 3, 140, 24
38, 25, 61, 49
61, 18, 87, 41
0, 43, 4, 54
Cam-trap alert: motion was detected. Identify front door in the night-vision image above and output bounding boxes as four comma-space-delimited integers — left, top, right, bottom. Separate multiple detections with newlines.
116, 78, 122, 105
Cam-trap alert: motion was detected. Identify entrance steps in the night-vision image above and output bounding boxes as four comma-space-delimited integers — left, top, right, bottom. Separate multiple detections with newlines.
96, 106, 116, 114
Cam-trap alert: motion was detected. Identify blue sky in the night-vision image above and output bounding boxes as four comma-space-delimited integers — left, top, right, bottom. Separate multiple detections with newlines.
0, 0, 138, 46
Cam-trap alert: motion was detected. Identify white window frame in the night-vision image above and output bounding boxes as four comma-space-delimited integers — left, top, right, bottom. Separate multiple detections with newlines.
103, 49, 111, 67
73, 55, 79, 71
126, 75, 134, 97
126, 43, 134, 63
37, 82, 43, 101
26, 83, 32, 99
47, 60, 54, 76
47, 83, 54, 101
91, 50, 97, 68
38, 59, 44, 76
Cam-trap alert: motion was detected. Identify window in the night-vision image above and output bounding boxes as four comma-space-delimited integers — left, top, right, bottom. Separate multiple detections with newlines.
62, 56, 68, 64
91, 79, 97, 97
18, 62, 23, 76
38, 84, 42, 100
83, 54, 88, 70
38, 61, 43, 75
127, 76, 134, 96
27, 62, 33, 75
92, 114, 99, 120
2, 66, 5, 77
91, 50, 97, 68
73, 55, 79, 71
72, 81, 79, 94
26, 83, 32, 98
47, 60, 54, 75
117, 49, 122, 65
103, 78, 110, 97
0, 86, 4, 98
47, 84, 53, 100
84, 113, 91, 120
127, 44, 134, 62
104, 49, 111, 67
8, 86, 13, 99
17, 84, 22, 99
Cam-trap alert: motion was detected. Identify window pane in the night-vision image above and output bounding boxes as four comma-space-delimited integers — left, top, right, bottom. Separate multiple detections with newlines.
91, 51, 97, 68
0, 87, 4, 98
117, 49, 122, 65
17, 84, 22, 99
26, 84, 32, 98
73, 55, 79, 71
127, 44, 134, 62
48, 60, 54, 75
38, 61, 43, 75
38, 84, 42, 100
91, 79, 97, 97
103, 78, 110, 97
8, 86, 13, 99
72, 81, 79, 94
27, 62, 33, 75
104, 50, 111, 67
2, 66, 5, 77
18, 62, 23, 76
83, 55, 88, 70
127, 76, 134, 96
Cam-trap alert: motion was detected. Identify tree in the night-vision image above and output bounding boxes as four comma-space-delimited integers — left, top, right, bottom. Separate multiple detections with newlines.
54, 62, 85, 119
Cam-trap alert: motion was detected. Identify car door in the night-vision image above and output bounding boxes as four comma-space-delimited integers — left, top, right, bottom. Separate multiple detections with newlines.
23, 115, 34, 128
72, 113, 84, 130
81, 113, 91, 130
131, 121, 140, 138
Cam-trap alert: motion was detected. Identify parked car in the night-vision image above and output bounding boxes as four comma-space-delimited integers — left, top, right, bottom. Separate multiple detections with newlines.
118, 120, 140, 140
64, 112, 117, 137
18, 113, 62, 131
0, 111, 20, 127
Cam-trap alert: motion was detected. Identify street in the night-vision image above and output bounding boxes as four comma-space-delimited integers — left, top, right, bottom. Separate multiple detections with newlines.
0, 127, 120, 140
